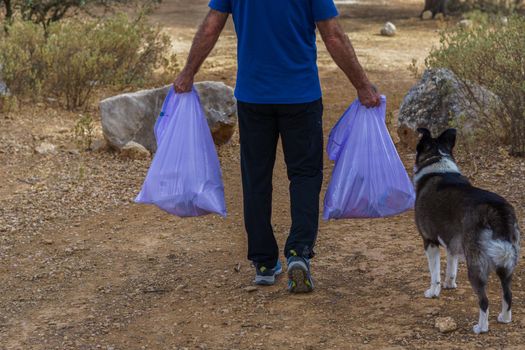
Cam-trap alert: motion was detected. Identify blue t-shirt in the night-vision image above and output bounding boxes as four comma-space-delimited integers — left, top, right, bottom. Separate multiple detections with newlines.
208, 0, 339, 104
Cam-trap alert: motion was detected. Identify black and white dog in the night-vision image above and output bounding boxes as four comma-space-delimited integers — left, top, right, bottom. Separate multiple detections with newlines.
414, 128, 521, 334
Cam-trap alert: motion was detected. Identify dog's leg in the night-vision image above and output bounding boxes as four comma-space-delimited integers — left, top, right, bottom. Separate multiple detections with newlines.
439, 0, 448, 17
497, 268, 512, 324
468, 267, 489, 334
421, 0, 429, 18
444, 250, 458, 289
424, 243, 441, 298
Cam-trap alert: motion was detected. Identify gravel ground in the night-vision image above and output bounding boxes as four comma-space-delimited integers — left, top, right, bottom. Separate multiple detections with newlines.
1, 0, 525, 349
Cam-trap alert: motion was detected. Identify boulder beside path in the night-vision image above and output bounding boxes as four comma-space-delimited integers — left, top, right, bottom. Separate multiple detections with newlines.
100, 81, 238, 153
398, 68, 499, 147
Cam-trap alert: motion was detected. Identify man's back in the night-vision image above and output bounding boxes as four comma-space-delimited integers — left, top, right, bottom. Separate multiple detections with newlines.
209, 0, 338, 104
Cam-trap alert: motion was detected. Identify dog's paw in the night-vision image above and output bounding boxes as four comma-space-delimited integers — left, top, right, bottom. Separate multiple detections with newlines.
498, 312, 512, 324
424, 285, 441, 298
443, 280, 457, 289
472, 324, 488, 334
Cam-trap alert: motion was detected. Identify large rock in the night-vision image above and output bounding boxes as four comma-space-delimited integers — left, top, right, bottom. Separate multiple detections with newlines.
100, 81, 237, 153
398, 68, 499, 147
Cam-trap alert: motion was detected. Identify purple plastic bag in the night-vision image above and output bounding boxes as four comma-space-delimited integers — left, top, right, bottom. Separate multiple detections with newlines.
135, 87, 227, 217
323, 96, 415, 219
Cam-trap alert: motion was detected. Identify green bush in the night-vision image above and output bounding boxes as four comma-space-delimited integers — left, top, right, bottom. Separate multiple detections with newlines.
447, 0, 524, 14
426, 15, 525, 156
1, 1, 162, 32
0, 14, 177, 110
74, 113, 95, 151
0, 20, 46, 96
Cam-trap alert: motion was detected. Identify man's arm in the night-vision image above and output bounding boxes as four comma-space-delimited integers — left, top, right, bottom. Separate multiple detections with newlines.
173, 10, 229, 93
317, 18, 380, 108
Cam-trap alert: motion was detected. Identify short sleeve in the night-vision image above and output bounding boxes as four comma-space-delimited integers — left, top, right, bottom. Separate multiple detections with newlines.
312, 0, 339, 22
209, 0, 232, 14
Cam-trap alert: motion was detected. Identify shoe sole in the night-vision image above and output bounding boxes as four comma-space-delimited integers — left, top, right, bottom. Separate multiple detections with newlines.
254, 266, 283, 286
287, 263, 313, 293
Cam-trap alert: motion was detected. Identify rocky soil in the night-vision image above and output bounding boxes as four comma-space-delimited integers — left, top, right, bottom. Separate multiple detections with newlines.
1, 0, 525, 349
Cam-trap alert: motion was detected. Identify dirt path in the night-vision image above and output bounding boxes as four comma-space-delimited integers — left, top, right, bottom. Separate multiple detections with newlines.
2, 1, 525, 349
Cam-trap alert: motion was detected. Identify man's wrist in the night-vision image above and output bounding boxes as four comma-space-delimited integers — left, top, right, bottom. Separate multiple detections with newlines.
182, 66, 197, 77
354, 78, 370, 90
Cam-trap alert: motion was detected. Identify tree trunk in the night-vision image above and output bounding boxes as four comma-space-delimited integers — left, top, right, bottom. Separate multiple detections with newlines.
422, 0, 448, 17
4, 0, 13, 20
2, 0, 13, 33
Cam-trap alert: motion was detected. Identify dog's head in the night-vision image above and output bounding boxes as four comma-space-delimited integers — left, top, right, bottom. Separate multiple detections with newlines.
415, 128, 457, 172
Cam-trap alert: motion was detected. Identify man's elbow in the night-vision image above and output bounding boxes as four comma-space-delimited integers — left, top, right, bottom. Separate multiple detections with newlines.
323, 34, 344, 51
200, 10, 228, 38
318, 18, 347, 46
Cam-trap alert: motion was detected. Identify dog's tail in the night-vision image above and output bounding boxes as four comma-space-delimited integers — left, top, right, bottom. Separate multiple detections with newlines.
481, 222, 521, 273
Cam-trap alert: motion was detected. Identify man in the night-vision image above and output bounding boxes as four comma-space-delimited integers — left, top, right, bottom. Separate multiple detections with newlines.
174, 0, 380, 293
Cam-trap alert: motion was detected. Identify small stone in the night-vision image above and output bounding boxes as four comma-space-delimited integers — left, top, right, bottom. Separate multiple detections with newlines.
120, 141, 150, 160
426, 308, 440, 316
435, 317, 458, 333
42, 239, 54, 245
357, 262, 367, 273
434, 13, 445, 21
422, 10, 433, 20
0, 65, 8, 96
91, 138, 109, 153
459, 19, 473, 29
380, 22, 396, 37
234, 263, 241, 273
35, 142, 57, 155
244, 286, 258, 293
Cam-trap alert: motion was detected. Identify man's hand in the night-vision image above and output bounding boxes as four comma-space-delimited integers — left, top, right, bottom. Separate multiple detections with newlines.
174, 69, 194, 93
357, 84, 381, 108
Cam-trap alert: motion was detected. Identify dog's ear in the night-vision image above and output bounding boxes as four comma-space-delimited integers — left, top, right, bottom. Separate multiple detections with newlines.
438, 128, 457, 152
417, 128, 432, 140
416, 128, 432, 154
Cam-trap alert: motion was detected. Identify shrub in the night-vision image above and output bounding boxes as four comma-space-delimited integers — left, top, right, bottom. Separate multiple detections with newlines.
447, 0, 524, 14
0, 14, 177, 110
0, 20, 46, 96
426, 15, 525, 156
74, 114, 95, 151
43, 14, 174, 109
1, 1, 162, 32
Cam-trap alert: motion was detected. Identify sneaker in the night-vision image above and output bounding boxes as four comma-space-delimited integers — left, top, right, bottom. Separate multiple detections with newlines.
287, 250, 314, 293
254, 260, 283, 286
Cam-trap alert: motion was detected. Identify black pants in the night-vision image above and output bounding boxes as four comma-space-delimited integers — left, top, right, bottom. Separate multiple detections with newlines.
238, 99, 324, 268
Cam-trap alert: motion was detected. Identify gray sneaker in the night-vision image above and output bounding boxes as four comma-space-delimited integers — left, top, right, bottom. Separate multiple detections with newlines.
287, 250, 314, 293
254, 260, 283, 286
